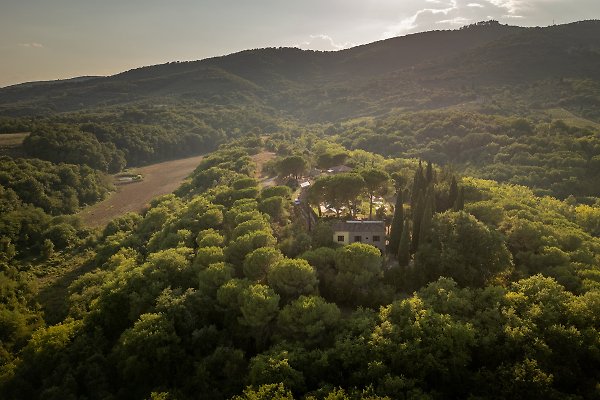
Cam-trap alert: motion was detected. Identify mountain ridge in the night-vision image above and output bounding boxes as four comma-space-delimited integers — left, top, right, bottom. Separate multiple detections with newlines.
1, 20, 600, 120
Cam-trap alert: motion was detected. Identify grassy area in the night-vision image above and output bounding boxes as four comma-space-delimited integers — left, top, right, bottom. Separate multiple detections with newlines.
543, 108, 600, 129
78, 154, 204, 228
31, 250, 96, 324
0, 132, 29, 146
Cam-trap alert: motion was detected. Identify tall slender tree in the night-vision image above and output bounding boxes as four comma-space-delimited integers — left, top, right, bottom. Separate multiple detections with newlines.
410, 161, 425, 207
397, 219, 411, 267
425, 161, 434, 184
388, 191, 404, 256
411, 190, 425, 253
453, 186, 465, 211
448, 176, 458, 211
419, 191, 434, 246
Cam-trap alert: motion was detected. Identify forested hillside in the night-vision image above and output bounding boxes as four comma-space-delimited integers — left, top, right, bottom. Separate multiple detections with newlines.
2, 139, 599, 399
1, 20, 600, 400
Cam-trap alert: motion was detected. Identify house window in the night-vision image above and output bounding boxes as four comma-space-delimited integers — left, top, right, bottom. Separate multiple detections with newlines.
337, 235, 345, 242
373, 235, 380, 242
354, 235, 362, 242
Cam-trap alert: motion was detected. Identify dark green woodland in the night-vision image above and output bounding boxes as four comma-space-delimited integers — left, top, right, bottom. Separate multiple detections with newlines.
1, 21, 599, 399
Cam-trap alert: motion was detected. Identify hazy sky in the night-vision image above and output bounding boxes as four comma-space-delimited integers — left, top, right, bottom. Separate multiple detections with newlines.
1, 0, 599, 87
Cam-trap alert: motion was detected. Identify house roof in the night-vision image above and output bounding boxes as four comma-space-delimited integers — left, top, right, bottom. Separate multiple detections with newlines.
333, 220, 385, 233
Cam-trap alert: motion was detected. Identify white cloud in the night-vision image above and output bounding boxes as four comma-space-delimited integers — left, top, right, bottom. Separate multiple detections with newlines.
381, 0, 536, 38
296, 34, 354, 51
437, 16, 472, 25
18, 42, 43, 48
486, 0, 522, 14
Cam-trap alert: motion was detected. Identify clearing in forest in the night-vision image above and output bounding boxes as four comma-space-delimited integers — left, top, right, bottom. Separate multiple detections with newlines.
0, 132, 28, 156
252, 150, 277, 188
78, 154, 204, 228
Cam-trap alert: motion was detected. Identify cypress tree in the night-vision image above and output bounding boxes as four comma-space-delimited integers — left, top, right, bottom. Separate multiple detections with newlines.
397, 219, 411, 267
410, 161, 425, 207
448, 176, 458, 211
426, 161, 433, 184
411, 190, 425, 253
388, 191, 404, 256
419, 191, 434, 246
453, 186, 465, 211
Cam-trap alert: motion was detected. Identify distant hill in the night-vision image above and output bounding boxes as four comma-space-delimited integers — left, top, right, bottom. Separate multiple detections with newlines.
1, 20, 600, 120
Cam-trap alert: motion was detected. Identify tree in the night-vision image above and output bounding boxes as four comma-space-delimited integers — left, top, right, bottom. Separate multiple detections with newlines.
198, 262, 234, 299
267, 259, 318, 302
306, 178, 327, 217
277, 155, 307, 179
418, 190, 434, 247
411, 190, 425, 253
333, 243, 383, 305
232, 384, 294, 400
448, 176, 458, 211
259, 196, 287, 221
453, 187, 465, 211
388, 191, 404, 256
318, 173, 365, 218
425, 160, 434, 183
244, 247, 284, 281
114, 313, 184, 398
247, 351, 305, 393
359, 168, 390, 219
41, 239, 54, 260
410, 161, 425, 207
397, 219, 411, 267
276, 295, 341, 347
415, 211, 513, 287
238, 284, 280, 348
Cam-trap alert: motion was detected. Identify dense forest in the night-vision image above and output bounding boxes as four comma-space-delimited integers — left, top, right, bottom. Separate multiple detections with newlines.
0, 20, 600, 400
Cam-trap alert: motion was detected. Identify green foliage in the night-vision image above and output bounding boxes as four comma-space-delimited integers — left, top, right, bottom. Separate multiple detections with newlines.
388, 191, 404, 256
415, 211, 513, 288
276, 295, 341, 347
23, 127, 126, 172
233, 383, 294, 400
239, 283, 280, 331
244, 247, 284, 282
3, 126, 600, 400
261, 186, 292, 200
259, 196, 288, 221
310, 173, 365, 217
359, 168, 390, 219
0, 157, 111, 214
277, 155, 307, 179
267, 259, 318, 303
331, 243, 384, 306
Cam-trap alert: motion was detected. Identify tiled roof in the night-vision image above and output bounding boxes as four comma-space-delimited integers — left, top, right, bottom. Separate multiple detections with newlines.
332, 220, 385, 232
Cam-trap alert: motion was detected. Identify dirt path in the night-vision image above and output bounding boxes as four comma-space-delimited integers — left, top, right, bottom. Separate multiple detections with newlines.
251, 151, 277, 188
78, 154, 204, 228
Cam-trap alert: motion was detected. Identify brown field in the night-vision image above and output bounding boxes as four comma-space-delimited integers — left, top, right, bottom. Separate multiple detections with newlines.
252, 151, 277, 187
78, 154, 204, 228
0, 132, 29, 146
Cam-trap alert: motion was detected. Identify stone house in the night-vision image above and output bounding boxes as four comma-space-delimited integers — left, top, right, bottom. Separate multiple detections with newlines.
332, 220, 386, 253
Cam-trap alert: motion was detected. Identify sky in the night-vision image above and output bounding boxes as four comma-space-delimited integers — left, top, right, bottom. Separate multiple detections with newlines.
1, 0, 599, 87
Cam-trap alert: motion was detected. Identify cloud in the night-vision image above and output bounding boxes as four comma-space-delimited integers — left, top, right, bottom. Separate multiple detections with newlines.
18, 42, 43, 48
296, 34, 354, 51
381, 0, 532, 38
437, 16, 472, 25
486, 0, 522, 14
